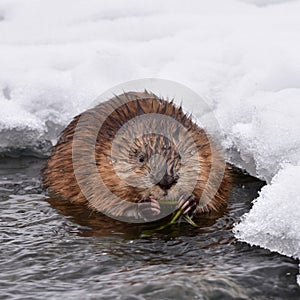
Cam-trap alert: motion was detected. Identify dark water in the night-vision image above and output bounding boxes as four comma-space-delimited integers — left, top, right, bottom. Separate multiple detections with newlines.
0, 157, 300, 300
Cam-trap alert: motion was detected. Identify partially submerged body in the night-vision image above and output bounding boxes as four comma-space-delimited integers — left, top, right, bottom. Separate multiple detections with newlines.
43, 92, 232, 223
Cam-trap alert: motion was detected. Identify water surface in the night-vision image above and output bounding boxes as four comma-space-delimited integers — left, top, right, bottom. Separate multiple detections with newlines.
0, 157, 299, 300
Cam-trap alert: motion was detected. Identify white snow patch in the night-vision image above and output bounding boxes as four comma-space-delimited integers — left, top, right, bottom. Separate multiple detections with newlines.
234, 164, 300, 258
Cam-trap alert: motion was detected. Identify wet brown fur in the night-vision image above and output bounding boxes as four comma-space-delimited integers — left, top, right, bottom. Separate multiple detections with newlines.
43, 91, 232, 220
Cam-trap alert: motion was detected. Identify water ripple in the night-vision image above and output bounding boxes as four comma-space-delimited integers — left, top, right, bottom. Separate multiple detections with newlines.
0, 157, 299, 300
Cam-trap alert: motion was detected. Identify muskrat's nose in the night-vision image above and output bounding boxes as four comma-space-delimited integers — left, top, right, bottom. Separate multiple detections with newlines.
158, 173, 178, 190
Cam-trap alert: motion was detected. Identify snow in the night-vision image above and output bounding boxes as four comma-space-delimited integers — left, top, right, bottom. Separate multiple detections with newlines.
0, 0, 300, 282
234, 164, 300, 258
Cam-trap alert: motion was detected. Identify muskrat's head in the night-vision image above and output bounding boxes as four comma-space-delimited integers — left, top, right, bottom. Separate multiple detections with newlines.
106, 112, 202, 207
127, 133, 181, 195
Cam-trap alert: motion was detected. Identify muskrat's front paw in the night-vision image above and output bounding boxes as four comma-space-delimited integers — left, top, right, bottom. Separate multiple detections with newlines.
137, 196, 161, 221
178, 194, 197, 217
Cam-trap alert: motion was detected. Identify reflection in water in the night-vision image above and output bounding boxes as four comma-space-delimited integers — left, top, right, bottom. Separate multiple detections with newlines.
0, 157, 300, 300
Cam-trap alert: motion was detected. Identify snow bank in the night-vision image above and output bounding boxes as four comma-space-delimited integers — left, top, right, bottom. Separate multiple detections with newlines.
233, 164, 300, 284
1, 0, 300, 282
234, 164, 300, 257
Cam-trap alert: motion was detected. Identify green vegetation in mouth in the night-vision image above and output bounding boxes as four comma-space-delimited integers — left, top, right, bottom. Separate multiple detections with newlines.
158, 200, 178, 205
140, 207, 198, 237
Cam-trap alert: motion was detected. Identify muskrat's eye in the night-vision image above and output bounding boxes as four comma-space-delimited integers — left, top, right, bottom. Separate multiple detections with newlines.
138, 153, 146, 164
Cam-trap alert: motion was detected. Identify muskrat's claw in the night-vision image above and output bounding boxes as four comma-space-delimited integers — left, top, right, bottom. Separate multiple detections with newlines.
138, 196, 161, 221
178, 194, 197, 217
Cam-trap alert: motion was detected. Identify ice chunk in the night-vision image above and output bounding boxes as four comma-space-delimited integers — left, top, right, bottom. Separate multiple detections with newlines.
219, 89, 300, 183
234, 164, 300, 259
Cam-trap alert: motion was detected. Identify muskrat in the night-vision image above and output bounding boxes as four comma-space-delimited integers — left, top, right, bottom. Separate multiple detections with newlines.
43, 91, 232, 223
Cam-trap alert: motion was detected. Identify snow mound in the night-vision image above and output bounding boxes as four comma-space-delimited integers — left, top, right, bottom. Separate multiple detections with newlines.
234, 164, 300, 285
218, 89, 300, 183
234, 164, 300, 258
